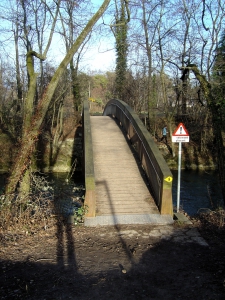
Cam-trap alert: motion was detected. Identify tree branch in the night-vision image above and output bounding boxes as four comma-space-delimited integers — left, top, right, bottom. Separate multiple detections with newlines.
202, 0, 209, 31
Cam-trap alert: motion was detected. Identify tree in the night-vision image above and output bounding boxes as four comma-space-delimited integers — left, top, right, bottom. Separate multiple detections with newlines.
139, 0, 158, 135
111, 0, 130, 99
16, 0, 61, 195
183, 63, 225, 202
59, 0, 92, 112
5, 0, 111, 194
212, 30, 225, 109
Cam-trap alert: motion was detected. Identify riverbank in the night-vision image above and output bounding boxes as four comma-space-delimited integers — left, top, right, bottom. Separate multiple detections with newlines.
157, 139, 216, 171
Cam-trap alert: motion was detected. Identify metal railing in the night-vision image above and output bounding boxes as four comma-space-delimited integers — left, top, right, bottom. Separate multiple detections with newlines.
103, 99, 173, 215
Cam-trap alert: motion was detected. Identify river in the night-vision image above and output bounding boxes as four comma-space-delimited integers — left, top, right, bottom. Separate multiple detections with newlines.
171, 169, 224, 216
0, 170, 224, 217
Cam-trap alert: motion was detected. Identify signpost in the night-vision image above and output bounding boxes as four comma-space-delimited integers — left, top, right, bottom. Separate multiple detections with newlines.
172, 123, 189, 212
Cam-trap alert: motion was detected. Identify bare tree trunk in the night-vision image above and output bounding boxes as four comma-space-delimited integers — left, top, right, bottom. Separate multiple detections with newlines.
59, 4, 90, 113
141, 0, 153, 125
180, 69, 189, 115
14, 25, 23, 102
70, 61, 81, 111
49, 100, 64, 167
6, 0, 111, 194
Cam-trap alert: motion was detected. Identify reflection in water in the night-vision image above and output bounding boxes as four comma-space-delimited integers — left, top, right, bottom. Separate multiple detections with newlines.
171, 169, 224, 216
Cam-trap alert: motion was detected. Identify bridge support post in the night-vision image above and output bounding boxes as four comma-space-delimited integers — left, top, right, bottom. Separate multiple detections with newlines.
83, 99, 96, 217
160, 180, 173, 215
84, 177, 96, 217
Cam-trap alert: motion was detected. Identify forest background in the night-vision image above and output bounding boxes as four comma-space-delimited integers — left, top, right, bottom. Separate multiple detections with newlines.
0, 0, 225, 218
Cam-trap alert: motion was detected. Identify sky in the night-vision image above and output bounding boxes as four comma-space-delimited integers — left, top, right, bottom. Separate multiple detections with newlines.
50, 36, 116, 73
49, 0, 116, 73
80, 41, 116, 73
80, 0, 116, 73
0, 0, 116, 74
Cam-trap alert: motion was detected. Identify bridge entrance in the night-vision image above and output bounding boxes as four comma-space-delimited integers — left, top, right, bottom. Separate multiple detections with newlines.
83, 99, 173, 226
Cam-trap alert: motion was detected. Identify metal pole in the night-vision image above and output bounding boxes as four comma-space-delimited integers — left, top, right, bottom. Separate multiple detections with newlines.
177, 142, 182, 212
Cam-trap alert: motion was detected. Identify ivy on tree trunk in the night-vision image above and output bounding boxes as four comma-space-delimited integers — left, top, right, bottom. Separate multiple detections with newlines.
186, 64, 225, 203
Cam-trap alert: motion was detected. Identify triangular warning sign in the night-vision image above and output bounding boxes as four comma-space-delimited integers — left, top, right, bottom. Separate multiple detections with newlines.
173, 123, 189, 136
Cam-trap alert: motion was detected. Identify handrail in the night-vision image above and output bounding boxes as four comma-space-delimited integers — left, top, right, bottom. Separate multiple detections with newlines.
103, 99, 173, 215
82, 99, 96, 217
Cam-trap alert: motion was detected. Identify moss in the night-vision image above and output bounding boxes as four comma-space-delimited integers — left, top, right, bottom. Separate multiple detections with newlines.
85, 176, 95, 191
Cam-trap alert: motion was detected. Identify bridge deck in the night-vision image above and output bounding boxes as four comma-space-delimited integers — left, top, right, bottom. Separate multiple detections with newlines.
90, 116, 159, 216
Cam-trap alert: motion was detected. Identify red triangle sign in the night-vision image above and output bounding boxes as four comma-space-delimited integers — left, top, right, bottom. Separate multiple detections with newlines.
173, 123, 189, 136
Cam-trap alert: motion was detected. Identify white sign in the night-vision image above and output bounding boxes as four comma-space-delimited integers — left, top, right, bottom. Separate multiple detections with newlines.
172, 122, 189, 143
172, 122, 190, 212
172, 135, 189, 142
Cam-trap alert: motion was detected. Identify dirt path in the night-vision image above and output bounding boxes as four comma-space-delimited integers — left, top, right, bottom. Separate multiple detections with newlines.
0, 221, 225, 299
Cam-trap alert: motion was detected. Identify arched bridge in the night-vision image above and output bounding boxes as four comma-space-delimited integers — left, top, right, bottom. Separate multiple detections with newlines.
82, 99, 174, 226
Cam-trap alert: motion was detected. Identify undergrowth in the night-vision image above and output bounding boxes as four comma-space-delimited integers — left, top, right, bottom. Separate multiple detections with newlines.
0, 173, 85, 234
191, 208, 225, 246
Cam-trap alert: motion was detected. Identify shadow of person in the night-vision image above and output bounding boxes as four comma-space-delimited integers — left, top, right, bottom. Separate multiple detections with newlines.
56, 218, 77, 271
1, 226, 223, 299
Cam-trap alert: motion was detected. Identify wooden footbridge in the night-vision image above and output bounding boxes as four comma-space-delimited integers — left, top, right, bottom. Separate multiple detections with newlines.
82, 99, 173, 226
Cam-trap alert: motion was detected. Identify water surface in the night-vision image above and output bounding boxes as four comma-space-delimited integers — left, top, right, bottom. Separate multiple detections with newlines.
0, 170, 223, 217
171, 169, 224, 216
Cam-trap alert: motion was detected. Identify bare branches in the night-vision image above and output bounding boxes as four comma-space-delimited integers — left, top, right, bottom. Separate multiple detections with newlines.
202, 0, 209, 31
42, 0, 61, 59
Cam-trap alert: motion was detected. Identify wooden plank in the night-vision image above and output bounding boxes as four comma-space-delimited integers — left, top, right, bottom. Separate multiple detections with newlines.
90, 116, 159, 216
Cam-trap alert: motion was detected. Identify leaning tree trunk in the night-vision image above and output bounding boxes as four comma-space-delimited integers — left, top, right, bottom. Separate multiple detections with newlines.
5, 0, 111, 194
17, 53, 38, 196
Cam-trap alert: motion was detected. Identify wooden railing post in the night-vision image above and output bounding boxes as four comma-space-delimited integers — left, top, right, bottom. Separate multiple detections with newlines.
83, 99, 96, 217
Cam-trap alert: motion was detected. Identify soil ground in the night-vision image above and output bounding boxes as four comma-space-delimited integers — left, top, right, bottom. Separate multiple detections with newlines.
0, 213, 225, 300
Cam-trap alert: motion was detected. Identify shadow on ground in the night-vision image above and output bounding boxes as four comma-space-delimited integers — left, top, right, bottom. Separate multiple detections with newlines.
0, 222, 224, 300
